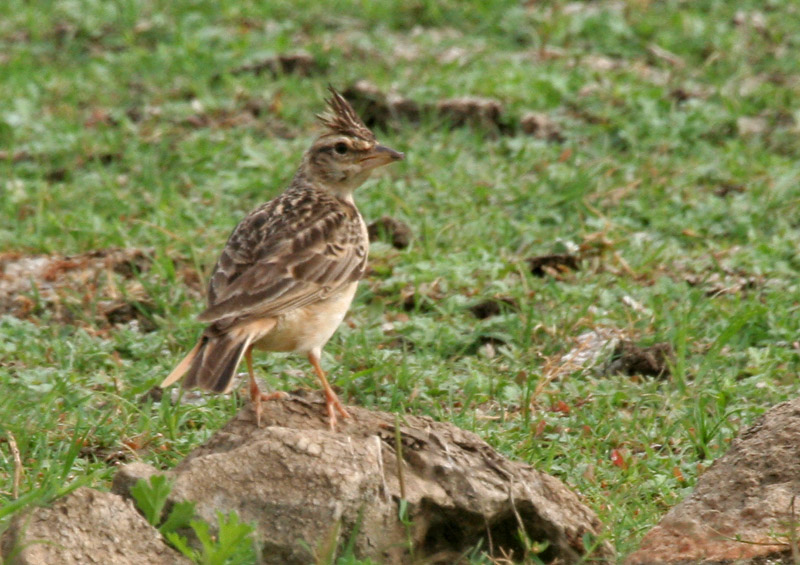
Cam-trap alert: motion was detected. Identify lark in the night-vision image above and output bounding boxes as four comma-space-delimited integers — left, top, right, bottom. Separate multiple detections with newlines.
161, 87, 403, 429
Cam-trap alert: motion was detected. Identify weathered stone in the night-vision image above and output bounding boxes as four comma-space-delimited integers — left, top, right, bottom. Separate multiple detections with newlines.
230, 51, 321, 77
367, 216, 413, 249
0, 487, 190, 565
111, 460, 161, 498
437, 96, 505, 131
520, 112, 564, 142
603, 341, 673, 378
626, 397, 800, 564
343, 79, 422, 130
157, 392, 612, 564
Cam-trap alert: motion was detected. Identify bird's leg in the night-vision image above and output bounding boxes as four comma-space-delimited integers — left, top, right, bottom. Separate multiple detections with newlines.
245, 346, 285, 427
246, 346, 264, 427
307, 351, 350, 430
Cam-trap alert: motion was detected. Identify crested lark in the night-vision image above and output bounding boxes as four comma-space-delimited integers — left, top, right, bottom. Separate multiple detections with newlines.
161, 87, 403, 429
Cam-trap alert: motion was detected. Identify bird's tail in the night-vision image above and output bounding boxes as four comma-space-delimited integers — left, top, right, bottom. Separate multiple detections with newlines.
160, 330, 252, 394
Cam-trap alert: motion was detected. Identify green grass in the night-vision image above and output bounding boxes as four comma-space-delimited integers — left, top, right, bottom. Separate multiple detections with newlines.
2, 0, 800, 561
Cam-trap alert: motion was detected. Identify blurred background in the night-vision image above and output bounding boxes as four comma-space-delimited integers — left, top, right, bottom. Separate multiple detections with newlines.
1, 0, 799, 559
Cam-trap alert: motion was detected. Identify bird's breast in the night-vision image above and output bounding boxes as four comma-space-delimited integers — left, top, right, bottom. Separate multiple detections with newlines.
251, 281, 359, 354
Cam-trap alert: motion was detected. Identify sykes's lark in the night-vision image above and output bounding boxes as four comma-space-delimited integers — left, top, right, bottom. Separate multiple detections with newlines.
161, 87, 404, 429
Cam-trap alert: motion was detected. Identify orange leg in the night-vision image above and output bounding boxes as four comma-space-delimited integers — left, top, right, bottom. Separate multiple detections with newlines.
307, 351, 350, 430
245, 346, 286, 427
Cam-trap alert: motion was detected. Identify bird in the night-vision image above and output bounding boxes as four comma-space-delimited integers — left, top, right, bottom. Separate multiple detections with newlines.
160, 86, 404, 429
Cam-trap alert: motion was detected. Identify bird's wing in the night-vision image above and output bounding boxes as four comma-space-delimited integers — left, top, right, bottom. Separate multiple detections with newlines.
197, 188, 367, 326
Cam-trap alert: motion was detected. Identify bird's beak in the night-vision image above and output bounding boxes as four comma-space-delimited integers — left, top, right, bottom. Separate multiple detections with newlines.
360, 144, 404, 169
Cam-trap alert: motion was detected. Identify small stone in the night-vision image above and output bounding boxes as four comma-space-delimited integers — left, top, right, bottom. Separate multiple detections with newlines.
165, 392, 613, 564
737, 116, 768, 136
112, 461, 161, 498
527, 253, 581, 277
520, 111, 564, 142
367, 217, 413, 249
0, 488, 190, 564
437, 96, 504, 131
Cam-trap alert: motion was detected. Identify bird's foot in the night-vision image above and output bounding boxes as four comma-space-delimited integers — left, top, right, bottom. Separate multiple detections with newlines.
260, 391, 289, 402
250, 390, 288, 427
324, 390, 351, 431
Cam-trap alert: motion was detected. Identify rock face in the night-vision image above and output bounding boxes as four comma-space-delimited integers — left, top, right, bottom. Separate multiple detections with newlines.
626, 397, 800, 564
0, 487, 190, 565
124, 392, 611, 564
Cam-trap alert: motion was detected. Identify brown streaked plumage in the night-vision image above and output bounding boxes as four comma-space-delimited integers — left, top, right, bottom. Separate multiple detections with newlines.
161, 87, 403, 429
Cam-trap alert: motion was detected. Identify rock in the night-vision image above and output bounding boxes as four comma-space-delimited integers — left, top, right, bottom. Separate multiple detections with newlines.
344, 82, 546, 137
0, 487, 190, 565
125, 394, 612, 564
230, 51, 321, 77
626, 397, 800, 564
520, 112, 564, 142
737, 116, 768, 136
367, 216, 413, 249
111, 460, 161, 498
342, 80, 421, 129
603, 341, 673, 379
437, 96, 505, 131
713, 182, 746, 198
468, 296, 519, 319
526, 253, 581, 278
552, 328, 627, 379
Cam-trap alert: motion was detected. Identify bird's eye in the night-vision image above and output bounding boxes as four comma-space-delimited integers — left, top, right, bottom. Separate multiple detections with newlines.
333, 142, 348, 155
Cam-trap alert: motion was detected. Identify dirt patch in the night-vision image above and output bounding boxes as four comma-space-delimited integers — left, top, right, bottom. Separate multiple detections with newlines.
0, 248, 199, 331
468, 296, 519, 319
343, 80, 562, 139
436, 96, 507, 132
713, 182, 746, 197
399, 280, 445, 313
603, 341, 673, 378
342, 80, 422, 130
367, 216, 413, 249
683, 268, 763, 297
2, 149, 122, 182
520, 111, 565, 141
180, 97, 296, 137
546, 327, 628, 381
526, 253, 581, 278
229, 51, 322, 77
466, 333, 509, 357
125, 94, 296, 138
0, 150, 34, 163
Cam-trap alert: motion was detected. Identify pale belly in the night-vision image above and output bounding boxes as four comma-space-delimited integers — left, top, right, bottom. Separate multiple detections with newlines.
251, 282, 359, 354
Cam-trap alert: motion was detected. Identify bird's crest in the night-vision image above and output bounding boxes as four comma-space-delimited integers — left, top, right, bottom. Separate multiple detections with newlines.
317, 86, 375, 142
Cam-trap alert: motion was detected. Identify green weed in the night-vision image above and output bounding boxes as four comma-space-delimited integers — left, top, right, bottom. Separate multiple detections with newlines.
130, 475, 258, 564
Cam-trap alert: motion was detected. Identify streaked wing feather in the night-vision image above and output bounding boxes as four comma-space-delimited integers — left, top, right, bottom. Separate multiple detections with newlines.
198, 187, 367, 325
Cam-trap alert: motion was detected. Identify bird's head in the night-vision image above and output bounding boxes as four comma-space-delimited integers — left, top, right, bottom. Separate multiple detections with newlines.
299, 87, 404, 196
